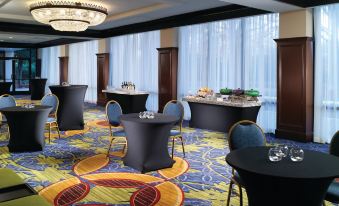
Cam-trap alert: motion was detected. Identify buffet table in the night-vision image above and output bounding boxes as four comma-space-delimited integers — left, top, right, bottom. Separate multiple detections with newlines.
49, 85, 87, 131
183, 97, 261, 133
103, 89, 149, 114
30, 78, 47, 100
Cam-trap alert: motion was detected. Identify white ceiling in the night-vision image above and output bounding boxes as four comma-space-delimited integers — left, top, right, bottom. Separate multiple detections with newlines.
0, 32, 60, 43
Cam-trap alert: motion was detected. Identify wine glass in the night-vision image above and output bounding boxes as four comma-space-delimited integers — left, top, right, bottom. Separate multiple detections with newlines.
268, 147, 282, 162
290, 148, 304, 162
276, 145, 289, 158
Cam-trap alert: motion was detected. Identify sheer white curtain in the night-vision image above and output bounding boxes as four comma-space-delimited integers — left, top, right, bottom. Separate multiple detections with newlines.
41, 46, 60, 88
314, 4, 339, 143
109, 31, 160, 111
178, 13, 279, 132
243, 14, 279, 133
68, 40, 98, 103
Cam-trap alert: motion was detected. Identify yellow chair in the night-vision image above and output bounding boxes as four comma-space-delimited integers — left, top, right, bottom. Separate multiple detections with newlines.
105, 100, 127, 158
226, 120, 266, 206
163, 100, 185, 159
41, 94, 61, 143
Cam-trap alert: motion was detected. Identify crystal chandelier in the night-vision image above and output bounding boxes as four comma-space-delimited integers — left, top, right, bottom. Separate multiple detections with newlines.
30, 1, 108, 32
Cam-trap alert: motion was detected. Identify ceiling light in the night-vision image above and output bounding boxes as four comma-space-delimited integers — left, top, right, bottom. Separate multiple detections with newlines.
8, 37, 13, 39
29, 1, 108, 32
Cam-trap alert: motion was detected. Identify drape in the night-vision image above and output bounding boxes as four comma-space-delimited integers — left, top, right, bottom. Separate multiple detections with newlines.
108, 31, 160, 111
314, 4, 339, 143
41, 46, 60, 90
68, 40, 98, 103
178, 13, 279, 133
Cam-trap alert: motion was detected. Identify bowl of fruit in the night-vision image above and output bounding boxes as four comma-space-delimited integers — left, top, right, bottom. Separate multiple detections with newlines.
245, 89, 260, 97
220, 88, 233, 95
197, 87, 213, 98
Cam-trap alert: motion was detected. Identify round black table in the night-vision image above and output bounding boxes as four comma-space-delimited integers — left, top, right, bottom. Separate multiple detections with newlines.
0, 106, 52, 152
0, 82, 12, 95
105, 91, 149, 114
30, 78, 47, 100
226, 146, 339, 206
49, 85, 87, 131
120, 113, 178, 173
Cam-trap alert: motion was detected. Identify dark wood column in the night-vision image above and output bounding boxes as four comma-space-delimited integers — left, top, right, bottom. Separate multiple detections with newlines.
36, 58, 41, 77
157, 47, 178, 112
59, 56, 69, 83
96, 53, 109, 106
275, 37, 314, 142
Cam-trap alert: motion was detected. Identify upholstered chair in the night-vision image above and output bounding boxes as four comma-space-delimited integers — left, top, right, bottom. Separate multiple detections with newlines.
0, 94, 16, 138
41, 94, 61, 143
163, 100, 185, 158
226, 120, 266, 206
105, 100, 127, 157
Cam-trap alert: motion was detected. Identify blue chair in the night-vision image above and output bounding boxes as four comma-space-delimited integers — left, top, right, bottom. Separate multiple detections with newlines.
0, 94, 16, 138
105, 100, 126, 157
324, 131, 339, 205
226, 120, 266, 206
163, 100, 185, 159
41, 94, 60, 143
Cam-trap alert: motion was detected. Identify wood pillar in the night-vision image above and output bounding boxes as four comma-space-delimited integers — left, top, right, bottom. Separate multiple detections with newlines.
157, 47, 178, 112
36, 58, 41, 77
59, 56, 69, 84
275, 37, 314, 142
96, 53, 109, 106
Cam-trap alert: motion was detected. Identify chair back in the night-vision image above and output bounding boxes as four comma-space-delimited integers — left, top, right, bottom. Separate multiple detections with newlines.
41, 94, 59, 116
330, 131, 339, 157
106, 100, 122, 127
163, 100, 184, 131
0, 94, 16, 109
228, 120, 266, 151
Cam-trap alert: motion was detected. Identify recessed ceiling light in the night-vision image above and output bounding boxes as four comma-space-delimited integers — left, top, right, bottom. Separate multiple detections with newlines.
8, 37, 13, 39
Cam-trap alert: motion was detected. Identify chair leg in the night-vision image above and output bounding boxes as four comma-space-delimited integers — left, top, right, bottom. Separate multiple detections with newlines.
171, 137, 175, 159
56, 123, 61, 139
226, 181, 233, 206
179, 136, 185, 157
239, 185, 243, 206
48, 124, 51, 143
7, 126, 10, 139
106, 137, 115, 158
109, 125, 113, 136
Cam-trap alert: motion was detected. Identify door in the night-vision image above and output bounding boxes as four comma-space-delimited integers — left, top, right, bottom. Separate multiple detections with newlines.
12, 59, 31, 93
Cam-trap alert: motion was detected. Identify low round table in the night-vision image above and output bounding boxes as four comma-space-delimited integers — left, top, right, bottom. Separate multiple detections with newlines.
226, 147, 339, 206
30, 78, 47, 100
0, 106, 52, 152
49, 85, 87, 131
120, 113, 179, 173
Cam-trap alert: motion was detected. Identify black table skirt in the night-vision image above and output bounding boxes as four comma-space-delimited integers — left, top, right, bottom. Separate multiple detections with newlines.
226, 147, 339, 206
49, 85, 87, 131
188, 102, 260, 132
1, 106, 52, 152
30, 79, 47, 100
105, 93, 149, 114
0, 82, 12, 95
121, 113, 178, 173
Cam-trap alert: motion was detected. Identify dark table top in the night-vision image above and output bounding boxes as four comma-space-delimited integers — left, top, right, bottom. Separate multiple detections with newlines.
226, 146, 339, 179
120, 113, 179, 124
0, 105, 52, 112
49, 85, 88, 89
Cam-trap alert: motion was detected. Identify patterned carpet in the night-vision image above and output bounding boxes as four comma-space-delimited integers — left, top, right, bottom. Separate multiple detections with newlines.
0, 101, 334, 206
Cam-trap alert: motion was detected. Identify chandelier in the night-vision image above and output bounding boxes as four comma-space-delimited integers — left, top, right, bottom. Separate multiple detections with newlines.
30, 1, 108, 32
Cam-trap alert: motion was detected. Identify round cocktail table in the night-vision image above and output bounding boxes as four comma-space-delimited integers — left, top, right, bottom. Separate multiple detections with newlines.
120, 113, 179, 173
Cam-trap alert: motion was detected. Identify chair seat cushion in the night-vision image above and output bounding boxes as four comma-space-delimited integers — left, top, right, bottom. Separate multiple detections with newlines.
232, 171, 244, 186
113, 130, 126, 137
170, 130, 181, 136
0, 195, 51, 206
0, 168, 24, 189
325, 181, 339, 203
46, 117, 56, 123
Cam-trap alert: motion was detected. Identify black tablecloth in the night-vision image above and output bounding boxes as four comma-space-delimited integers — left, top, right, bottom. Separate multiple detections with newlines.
121, 113, 178, 173
226, 147, 339, 206
30, 79, 47, 100
0, 106, 52, 152
0, 82, 12, 95
105, 92, 149, 114
49, 85, 87, 131
188, 102, 261, 132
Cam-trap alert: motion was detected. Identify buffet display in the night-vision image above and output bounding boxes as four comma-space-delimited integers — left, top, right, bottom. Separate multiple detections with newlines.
121, 81, 135, 91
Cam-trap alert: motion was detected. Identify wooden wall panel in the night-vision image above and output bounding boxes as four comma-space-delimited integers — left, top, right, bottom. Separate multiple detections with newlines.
96, 53, 109, 106
59, 56, 69, 84
157, 47, 178, 112
275, 37, 314, 142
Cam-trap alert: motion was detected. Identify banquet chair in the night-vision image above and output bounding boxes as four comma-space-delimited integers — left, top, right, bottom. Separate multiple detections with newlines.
106, 100, 127, 158
163, 100, 185, 159
226, 120, 266, 206
41, 94, 61, 143
0, 94, 16, 138
323, 131, 339, 206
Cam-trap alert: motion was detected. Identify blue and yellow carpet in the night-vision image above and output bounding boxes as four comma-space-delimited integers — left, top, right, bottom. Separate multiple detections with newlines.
0, 101, 333, 206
